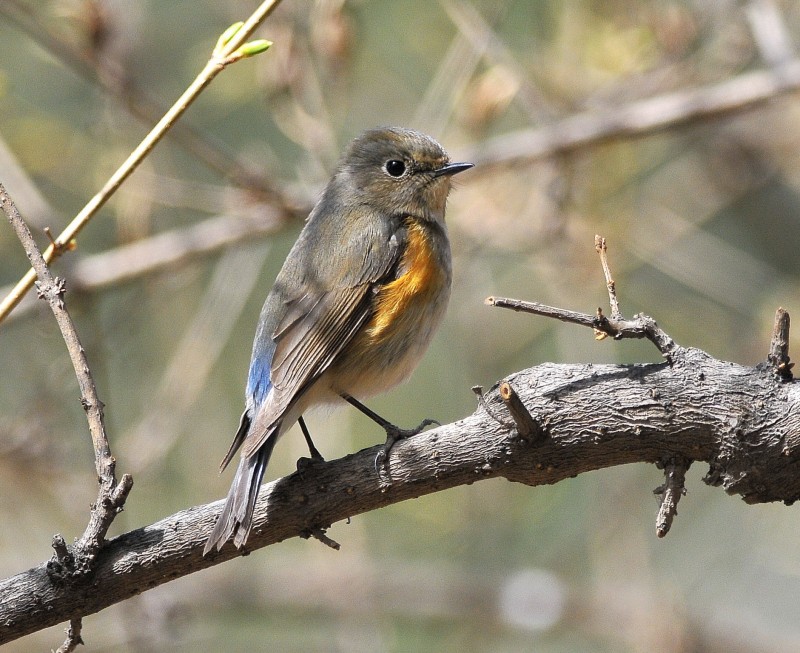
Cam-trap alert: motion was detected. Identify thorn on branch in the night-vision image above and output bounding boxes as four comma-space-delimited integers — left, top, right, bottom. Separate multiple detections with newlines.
767, 307, 793, 381
498, 381, 544, 442
654, 457, 690, 538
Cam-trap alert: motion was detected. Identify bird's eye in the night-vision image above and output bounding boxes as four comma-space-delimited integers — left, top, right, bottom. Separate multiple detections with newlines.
384, 159, 406, 177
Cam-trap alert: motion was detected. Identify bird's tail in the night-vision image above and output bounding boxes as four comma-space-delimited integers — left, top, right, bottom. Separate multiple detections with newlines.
203, 431, 278, 555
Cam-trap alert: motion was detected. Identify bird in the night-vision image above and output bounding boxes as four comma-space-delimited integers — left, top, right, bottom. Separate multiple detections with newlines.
204, 126, 472, 554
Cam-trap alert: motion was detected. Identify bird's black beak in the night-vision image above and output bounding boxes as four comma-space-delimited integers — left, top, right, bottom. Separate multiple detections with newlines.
433, 161, 474, 178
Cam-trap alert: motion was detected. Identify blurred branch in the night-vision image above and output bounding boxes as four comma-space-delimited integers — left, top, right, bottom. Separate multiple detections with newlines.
122, 244, 270, 473
3, 323, 800, 642
66, 213, 284, 289
0, 186, 309, 323
464, 59, 800, 170
0, 0, 282, 325
0, 1, 283, 202
440, 0, 556, 121
746, 0, 795, 67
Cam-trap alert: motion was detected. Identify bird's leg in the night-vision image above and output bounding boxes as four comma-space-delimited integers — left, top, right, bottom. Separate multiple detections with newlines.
299, 416, 324, 460
296, 415, 325, 472
340, 393, 439, 469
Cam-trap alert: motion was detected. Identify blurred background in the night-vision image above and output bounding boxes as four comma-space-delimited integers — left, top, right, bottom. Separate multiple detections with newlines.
2, 0, 800, 651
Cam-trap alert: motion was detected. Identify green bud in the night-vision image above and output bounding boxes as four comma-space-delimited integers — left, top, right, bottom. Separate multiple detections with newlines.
237, 39, 273, 58
216, 21, 245, 52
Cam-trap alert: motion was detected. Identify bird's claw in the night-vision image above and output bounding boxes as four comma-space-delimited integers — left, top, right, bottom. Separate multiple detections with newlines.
373, 418, 440, 473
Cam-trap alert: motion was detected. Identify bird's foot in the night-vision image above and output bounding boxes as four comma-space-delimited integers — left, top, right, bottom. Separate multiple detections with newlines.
373, 418, 440, 471
296, 449, 325, 474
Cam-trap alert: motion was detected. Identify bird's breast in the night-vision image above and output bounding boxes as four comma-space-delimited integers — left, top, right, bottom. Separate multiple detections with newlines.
368, 219, 450, 341
330, 218, 451, 397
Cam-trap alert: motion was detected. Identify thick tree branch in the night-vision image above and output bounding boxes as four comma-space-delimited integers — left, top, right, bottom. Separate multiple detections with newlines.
2, 342, 800, 644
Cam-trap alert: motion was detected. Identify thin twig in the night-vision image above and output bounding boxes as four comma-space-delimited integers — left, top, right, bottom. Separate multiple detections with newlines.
0, 1, 284, 203
471, 385, 513, 428
654, 457, 690, 538
486, 236, 678, 357
0, 183, 115, 486
486, 295, 677, 357
303, 527, 341, 551
484, 296, 594, 326
0, 0, 283, 325
767, 307, 793, 381
1, 183, 133, 650
595, 235, 621, 320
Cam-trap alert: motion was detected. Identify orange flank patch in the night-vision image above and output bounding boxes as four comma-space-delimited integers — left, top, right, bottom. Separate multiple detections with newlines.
367, 220, 442, 342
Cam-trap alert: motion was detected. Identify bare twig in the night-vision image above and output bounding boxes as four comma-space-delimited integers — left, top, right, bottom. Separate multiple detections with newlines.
0, 183, 116, 487
485, 296, 677, 357
484, 296, 594, 326
654, 457, 690, 538
53, 618, 83, 653
498, 381, 543, 442
303, 527, 341, 551
486, 236, 678, 357
595, 235, 621, 320
767, 307, 793, 381
471, 385, 513, 428
0, 1, 284, 203
0, 0, 283, 325
0, 182, 132, 650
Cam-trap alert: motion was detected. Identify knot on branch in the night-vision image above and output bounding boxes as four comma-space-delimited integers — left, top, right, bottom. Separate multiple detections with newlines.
46, 535, 91, 587
34, 276, 67, 302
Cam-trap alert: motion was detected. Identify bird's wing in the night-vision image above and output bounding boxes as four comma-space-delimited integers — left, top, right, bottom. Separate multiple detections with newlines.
240, 219, 406, 459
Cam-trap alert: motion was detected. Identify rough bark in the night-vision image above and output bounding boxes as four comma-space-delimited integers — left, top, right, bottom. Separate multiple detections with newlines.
1, 344, 799, 644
